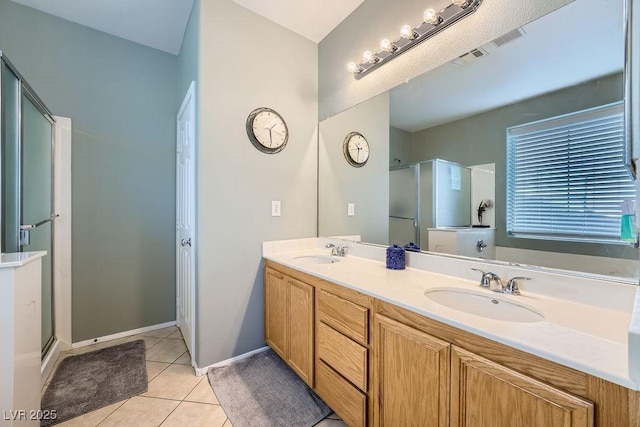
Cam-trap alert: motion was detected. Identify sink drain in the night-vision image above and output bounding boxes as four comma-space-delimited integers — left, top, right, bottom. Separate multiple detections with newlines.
491, 299, 499, 304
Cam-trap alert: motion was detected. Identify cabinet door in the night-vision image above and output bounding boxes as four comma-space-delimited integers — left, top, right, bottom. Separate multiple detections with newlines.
374, 315, 450, 427
451, 346, 594, 427
287, 277, 314, 386
264, 268, 287, 359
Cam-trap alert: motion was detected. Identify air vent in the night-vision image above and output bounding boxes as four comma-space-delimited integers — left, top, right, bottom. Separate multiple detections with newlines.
492, 27, 526, 48
450, 48, 488, 67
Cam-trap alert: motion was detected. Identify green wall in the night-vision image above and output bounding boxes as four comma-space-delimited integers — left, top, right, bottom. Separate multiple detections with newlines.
319, 92, 390, 245
0, 0, 178, 341
389, 126, 412, 168
178, 1, 199, 107
410, 73, 637, 259
197, 0, 318, 367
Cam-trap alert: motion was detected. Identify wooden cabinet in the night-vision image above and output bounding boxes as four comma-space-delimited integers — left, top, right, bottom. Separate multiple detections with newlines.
287, 277, 314, 385
316, 288, 370, 427
316, 360, 368, 427
373, 315, 450, 427
264, 260, 637, 427
373, 315, 594, 427
318, 289, 368, 343
451, 346, 594, 427
264, 268, 287, 358
317, 322, 367, 391
264, 267, 314, 386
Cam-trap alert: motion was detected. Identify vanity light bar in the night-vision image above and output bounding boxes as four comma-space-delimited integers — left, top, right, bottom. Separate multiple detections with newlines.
347, 0, 483, 80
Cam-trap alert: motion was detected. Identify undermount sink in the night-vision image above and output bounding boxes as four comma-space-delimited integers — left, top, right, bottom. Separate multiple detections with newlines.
293, 255, 340, 265
424, 287, 544, 323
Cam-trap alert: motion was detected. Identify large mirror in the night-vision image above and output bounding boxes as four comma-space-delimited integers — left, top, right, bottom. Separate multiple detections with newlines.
319, 0, 640, 280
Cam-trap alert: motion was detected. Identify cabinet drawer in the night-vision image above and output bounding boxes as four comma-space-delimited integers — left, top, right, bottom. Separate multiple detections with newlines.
316, 360, 366, 427
318, 290, 368, 344
318, 322, 367, 391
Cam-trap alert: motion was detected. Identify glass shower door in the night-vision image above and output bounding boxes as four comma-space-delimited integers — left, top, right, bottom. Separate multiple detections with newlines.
21, 93, 55, 354
389, 165, 419, 246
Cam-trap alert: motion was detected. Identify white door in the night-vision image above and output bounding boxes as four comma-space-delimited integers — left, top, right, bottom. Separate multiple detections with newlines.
177, 82, 196, 360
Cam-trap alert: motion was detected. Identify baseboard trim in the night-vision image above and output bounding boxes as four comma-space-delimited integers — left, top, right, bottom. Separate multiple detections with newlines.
194, 346, 270, 376
41, 339, 63, 386
71, 321, 177, 349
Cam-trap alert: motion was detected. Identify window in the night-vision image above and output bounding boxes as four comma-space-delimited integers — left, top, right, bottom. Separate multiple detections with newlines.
507, 102, 636, 244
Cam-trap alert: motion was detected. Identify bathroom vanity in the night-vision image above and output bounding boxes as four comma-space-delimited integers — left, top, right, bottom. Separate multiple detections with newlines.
263, 238, 640, 427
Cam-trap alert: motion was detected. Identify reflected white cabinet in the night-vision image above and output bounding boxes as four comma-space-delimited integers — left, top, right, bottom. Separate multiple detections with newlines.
0, 252, 44, 427
428, 228, 495, 259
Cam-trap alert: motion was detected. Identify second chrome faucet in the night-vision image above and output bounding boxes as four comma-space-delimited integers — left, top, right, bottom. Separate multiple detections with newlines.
326, 243, 348, 257
471, 268, 530, 295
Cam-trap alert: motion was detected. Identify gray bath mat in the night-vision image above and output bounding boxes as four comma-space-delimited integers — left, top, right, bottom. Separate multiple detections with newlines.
208, 349, 330, 427
41, 340, 148, 426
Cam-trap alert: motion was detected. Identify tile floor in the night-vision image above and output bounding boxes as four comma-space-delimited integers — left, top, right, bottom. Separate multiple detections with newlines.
42, 326, 346, 427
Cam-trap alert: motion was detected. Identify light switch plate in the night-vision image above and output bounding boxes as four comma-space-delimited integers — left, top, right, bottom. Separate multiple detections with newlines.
348, 203, 355, 216
271, 200, 281, 217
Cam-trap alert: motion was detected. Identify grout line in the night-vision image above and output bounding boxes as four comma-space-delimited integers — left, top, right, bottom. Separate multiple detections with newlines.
179, 373, 205, 400
94, 397, 130, 427
136, 395, 183, 403
156, 397, 182, 427
147, 362, 171, 382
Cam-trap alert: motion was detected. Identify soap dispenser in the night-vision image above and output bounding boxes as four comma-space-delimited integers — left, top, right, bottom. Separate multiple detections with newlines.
404, 242, 421, 252
386, 244, 406, 270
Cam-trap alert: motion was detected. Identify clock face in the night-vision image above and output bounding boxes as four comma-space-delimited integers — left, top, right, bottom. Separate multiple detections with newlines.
343, 132, 370, 167
246, 107, 289, 154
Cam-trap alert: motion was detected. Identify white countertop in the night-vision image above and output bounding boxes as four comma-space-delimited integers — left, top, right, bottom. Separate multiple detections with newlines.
263, 237, 640, 390
0, 251, 46, 268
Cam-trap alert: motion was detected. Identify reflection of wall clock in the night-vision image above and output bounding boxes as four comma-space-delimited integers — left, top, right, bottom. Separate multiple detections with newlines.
343, 132, 370, 167
246, 107, 289, 154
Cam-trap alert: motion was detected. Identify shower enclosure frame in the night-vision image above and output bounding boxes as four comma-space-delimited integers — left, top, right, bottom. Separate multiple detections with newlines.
389, 159, 472, 248
0, 51, 57, 358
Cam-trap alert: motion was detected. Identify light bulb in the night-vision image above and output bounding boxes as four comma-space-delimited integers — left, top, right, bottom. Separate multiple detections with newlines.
347, 62, 361, 73
379, 39, 396, 53
400, 25, 415, 40
452, 0, 468, 7
363, 50, 378, 64
423, 8, 439, 25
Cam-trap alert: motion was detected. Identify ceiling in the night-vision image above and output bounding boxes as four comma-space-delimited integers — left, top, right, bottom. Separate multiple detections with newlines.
390, 0, 623, 132
232, 0, 364, 43
8, 0, 363, 55
9, 0, 194, 55
9, 0, 617, 125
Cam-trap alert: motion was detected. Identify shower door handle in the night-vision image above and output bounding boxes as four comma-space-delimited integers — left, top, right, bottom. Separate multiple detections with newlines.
19, 214, 59, 246
20, 214, 59, 230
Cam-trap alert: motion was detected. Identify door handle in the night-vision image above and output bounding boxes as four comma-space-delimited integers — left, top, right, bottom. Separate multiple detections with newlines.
20, 214, 59, 230
19, 214, 59, 246
181, 238, 192, 247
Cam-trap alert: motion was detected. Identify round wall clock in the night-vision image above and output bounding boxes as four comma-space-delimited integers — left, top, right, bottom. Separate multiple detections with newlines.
343, 132, 370, 167
246, 107, 289, 154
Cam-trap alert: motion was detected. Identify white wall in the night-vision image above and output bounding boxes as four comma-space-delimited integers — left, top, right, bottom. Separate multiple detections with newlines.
197, 0, 318, 367
319, 0, 573, 119
319, 92, 389, 245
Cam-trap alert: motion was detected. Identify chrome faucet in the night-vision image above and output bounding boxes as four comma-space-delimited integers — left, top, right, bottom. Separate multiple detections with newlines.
505, 276, 530, 295
471, 268, 504, 293
326, 243, 348, 257
471, 268, 530, 295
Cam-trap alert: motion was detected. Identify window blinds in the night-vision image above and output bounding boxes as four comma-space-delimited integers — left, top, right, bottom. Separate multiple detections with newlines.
507, 102, 635, 243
